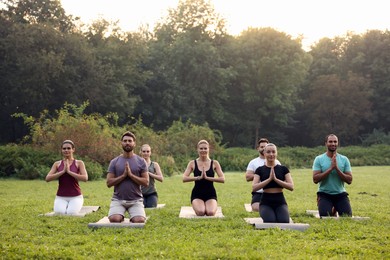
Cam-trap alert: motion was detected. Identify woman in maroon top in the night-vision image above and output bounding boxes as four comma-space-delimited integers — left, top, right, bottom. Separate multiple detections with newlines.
46, 140, 88, 214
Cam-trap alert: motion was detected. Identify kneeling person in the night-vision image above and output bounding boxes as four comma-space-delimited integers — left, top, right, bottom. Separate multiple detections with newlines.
106, 131, 149, 223
252, 143, 294, 223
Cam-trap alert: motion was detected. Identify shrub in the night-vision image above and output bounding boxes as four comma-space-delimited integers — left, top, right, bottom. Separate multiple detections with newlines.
214, 147, 257, 172
0, 144, 103, 180
13, 102, 121, 165
360, 128, 390, 146
0, 144, 57, 179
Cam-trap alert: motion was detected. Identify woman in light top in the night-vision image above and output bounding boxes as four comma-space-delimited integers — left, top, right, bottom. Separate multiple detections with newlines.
140, 144, 164, 208
45, 140, 88, 214
183, 140, 225, 216
252, 143, 294, 223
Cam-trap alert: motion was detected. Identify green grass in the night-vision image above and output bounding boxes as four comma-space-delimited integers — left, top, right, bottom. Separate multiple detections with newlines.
0, 166, 389, 259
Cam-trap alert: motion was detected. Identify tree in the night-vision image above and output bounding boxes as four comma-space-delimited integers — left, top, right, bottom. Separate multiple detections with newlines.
0, 0, 76, 32
141, 0, 232, 130
83, 19, 150, 120
305, 72, 372, 144
224, 28, 311, 146
342, 30, 390, 133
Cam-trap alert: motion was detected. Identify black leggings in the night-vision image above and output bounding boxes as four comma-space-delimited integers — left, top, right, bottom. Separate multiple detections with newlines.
317, 192, 352, 217
260, 193, 290, 223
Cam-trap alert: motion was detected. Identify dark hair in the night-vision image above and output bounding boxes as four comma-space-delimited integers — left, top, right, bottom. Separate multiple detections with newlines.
121, 131, 136, 141
257, 138, 269, 146
62, 140, 75, 148
324, 134, 337, 143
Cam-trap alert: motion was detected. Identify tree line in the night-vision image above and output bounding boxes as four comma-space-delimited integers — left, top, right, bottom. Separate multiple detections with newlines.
1, 0, 389, 147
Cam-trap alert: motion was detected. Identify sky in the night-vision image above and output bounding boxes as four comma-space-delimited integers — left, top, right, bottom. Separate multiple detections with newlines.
60, 0, 390, 50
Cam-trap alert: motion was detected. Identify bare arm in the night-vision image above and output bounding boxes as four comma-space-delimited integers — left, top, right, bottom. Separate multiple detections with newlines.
273, 172, 294, 191
205, 160, 225, 183
67, 160, 88, 182
45, 161, 65, 182
106, 161, 127, 188
245, 170, 254, 182
313, 168, 332, 184
336, 168, 353, 184
313, 154, 352, 184
129, 169, 149, 187
252, 174, 272, 192
106, 172, 127, 188
148, 162, 164, 182
183, 161, 198, 182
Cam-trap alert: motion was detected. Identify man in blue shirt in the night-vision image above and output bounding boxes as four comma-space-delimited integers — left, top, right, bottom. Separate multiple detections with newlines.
312, 134, 353, 217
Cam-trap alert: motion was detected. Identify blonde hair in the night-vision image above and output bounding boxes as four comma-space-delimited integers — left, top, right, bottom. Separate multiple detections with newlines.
140, 144, 151, 152
264, 143, 277, 152
197, 140, 209, 147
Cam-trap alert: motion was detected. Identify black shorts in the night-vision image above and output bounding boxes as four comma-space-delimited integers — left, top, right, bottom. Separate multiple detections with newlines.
251, 192, 263, 204
191, 188, 217, 202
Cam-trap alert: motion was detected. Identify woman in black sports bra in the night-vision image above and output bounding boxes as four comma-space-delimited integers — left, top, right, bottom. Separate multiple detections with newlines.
183, 140, 225, 216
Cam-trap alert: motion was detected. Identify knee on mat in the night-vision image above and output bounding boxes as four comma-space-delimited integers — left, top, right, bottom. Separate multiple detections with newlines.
109, 215, 123, 223
195, 209, 206, 216
205, 210, 216, 216
131, 216, 145, 223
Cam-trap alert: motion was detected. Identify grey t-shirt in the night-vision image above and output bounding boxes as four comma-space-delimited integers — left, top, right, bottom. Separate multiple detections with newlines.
108, 155, 147, 201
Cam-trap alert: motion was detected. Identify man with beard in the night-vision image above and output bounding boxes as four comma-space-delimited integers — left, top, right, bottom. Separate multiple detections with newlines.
312, 134, 353, 217
106, 131, 149, 223
245, 138, 280, 212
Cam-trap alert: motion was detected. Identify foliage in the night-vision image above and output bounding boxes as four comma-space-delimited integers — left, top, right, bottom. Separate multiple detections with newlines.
0, 144, 103, 180
10, 103, 227, 178
215, 145, 390, 171
145, 0, 232, 131
304, 72, 372, 144
164, 119, 224, 170
13, 102, 121, 165
1, 141, 389, 180
213, 147, 257, 172
1, 0, 76, 32
360, 128, 390, 146
0, 0, 390, 148
222, 27, 312, 146
0, 167, 389, 259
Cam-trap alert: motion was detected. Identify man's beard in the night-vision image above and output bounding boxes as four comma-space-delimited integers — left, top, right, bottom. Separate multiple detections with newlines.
122, 145, 134, 152
327, 146, 337, 153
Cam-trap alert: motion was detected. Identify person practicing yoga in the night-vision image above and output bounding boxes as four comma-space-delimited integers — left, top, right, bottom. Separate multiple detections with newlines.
245, 138, 281, 212
45, 140, 88, 214
182, 140, 225, 216
312, 134, 353, 217
106, 131, 149, 223
252, 143, 294, 223
140, 144, 164, 208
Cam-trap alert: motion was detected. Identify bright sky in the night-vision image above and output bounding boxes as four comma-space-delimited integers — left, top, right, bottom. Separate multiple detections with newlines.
60, 0, 390, 50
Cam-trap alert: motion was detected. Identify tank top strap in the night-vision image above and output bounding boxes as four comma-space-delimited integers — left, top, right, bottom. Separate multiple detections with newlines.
148, 161, 155, 172
194, 159, 199, 171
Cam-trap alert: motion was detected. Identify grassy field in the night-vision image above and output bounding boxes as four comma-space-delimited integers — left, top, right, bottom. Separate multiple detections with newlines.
0, 166, 389, 259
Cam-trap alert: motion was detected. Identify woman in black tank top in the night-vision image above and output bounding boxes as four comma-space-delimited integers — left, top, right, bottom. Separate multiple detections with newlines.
183, 140, 225, 216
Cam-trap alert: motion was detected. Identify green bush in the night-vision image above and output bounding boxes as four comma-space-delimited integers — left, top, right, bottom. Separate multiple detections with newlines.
7, 102, 390, 179
214, 145, 390, 171
1, 144, 389, 180
214, 147, 257, 172
0, 144, 103, 180
13, 102, 122, 165
0, 144, 57, 179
